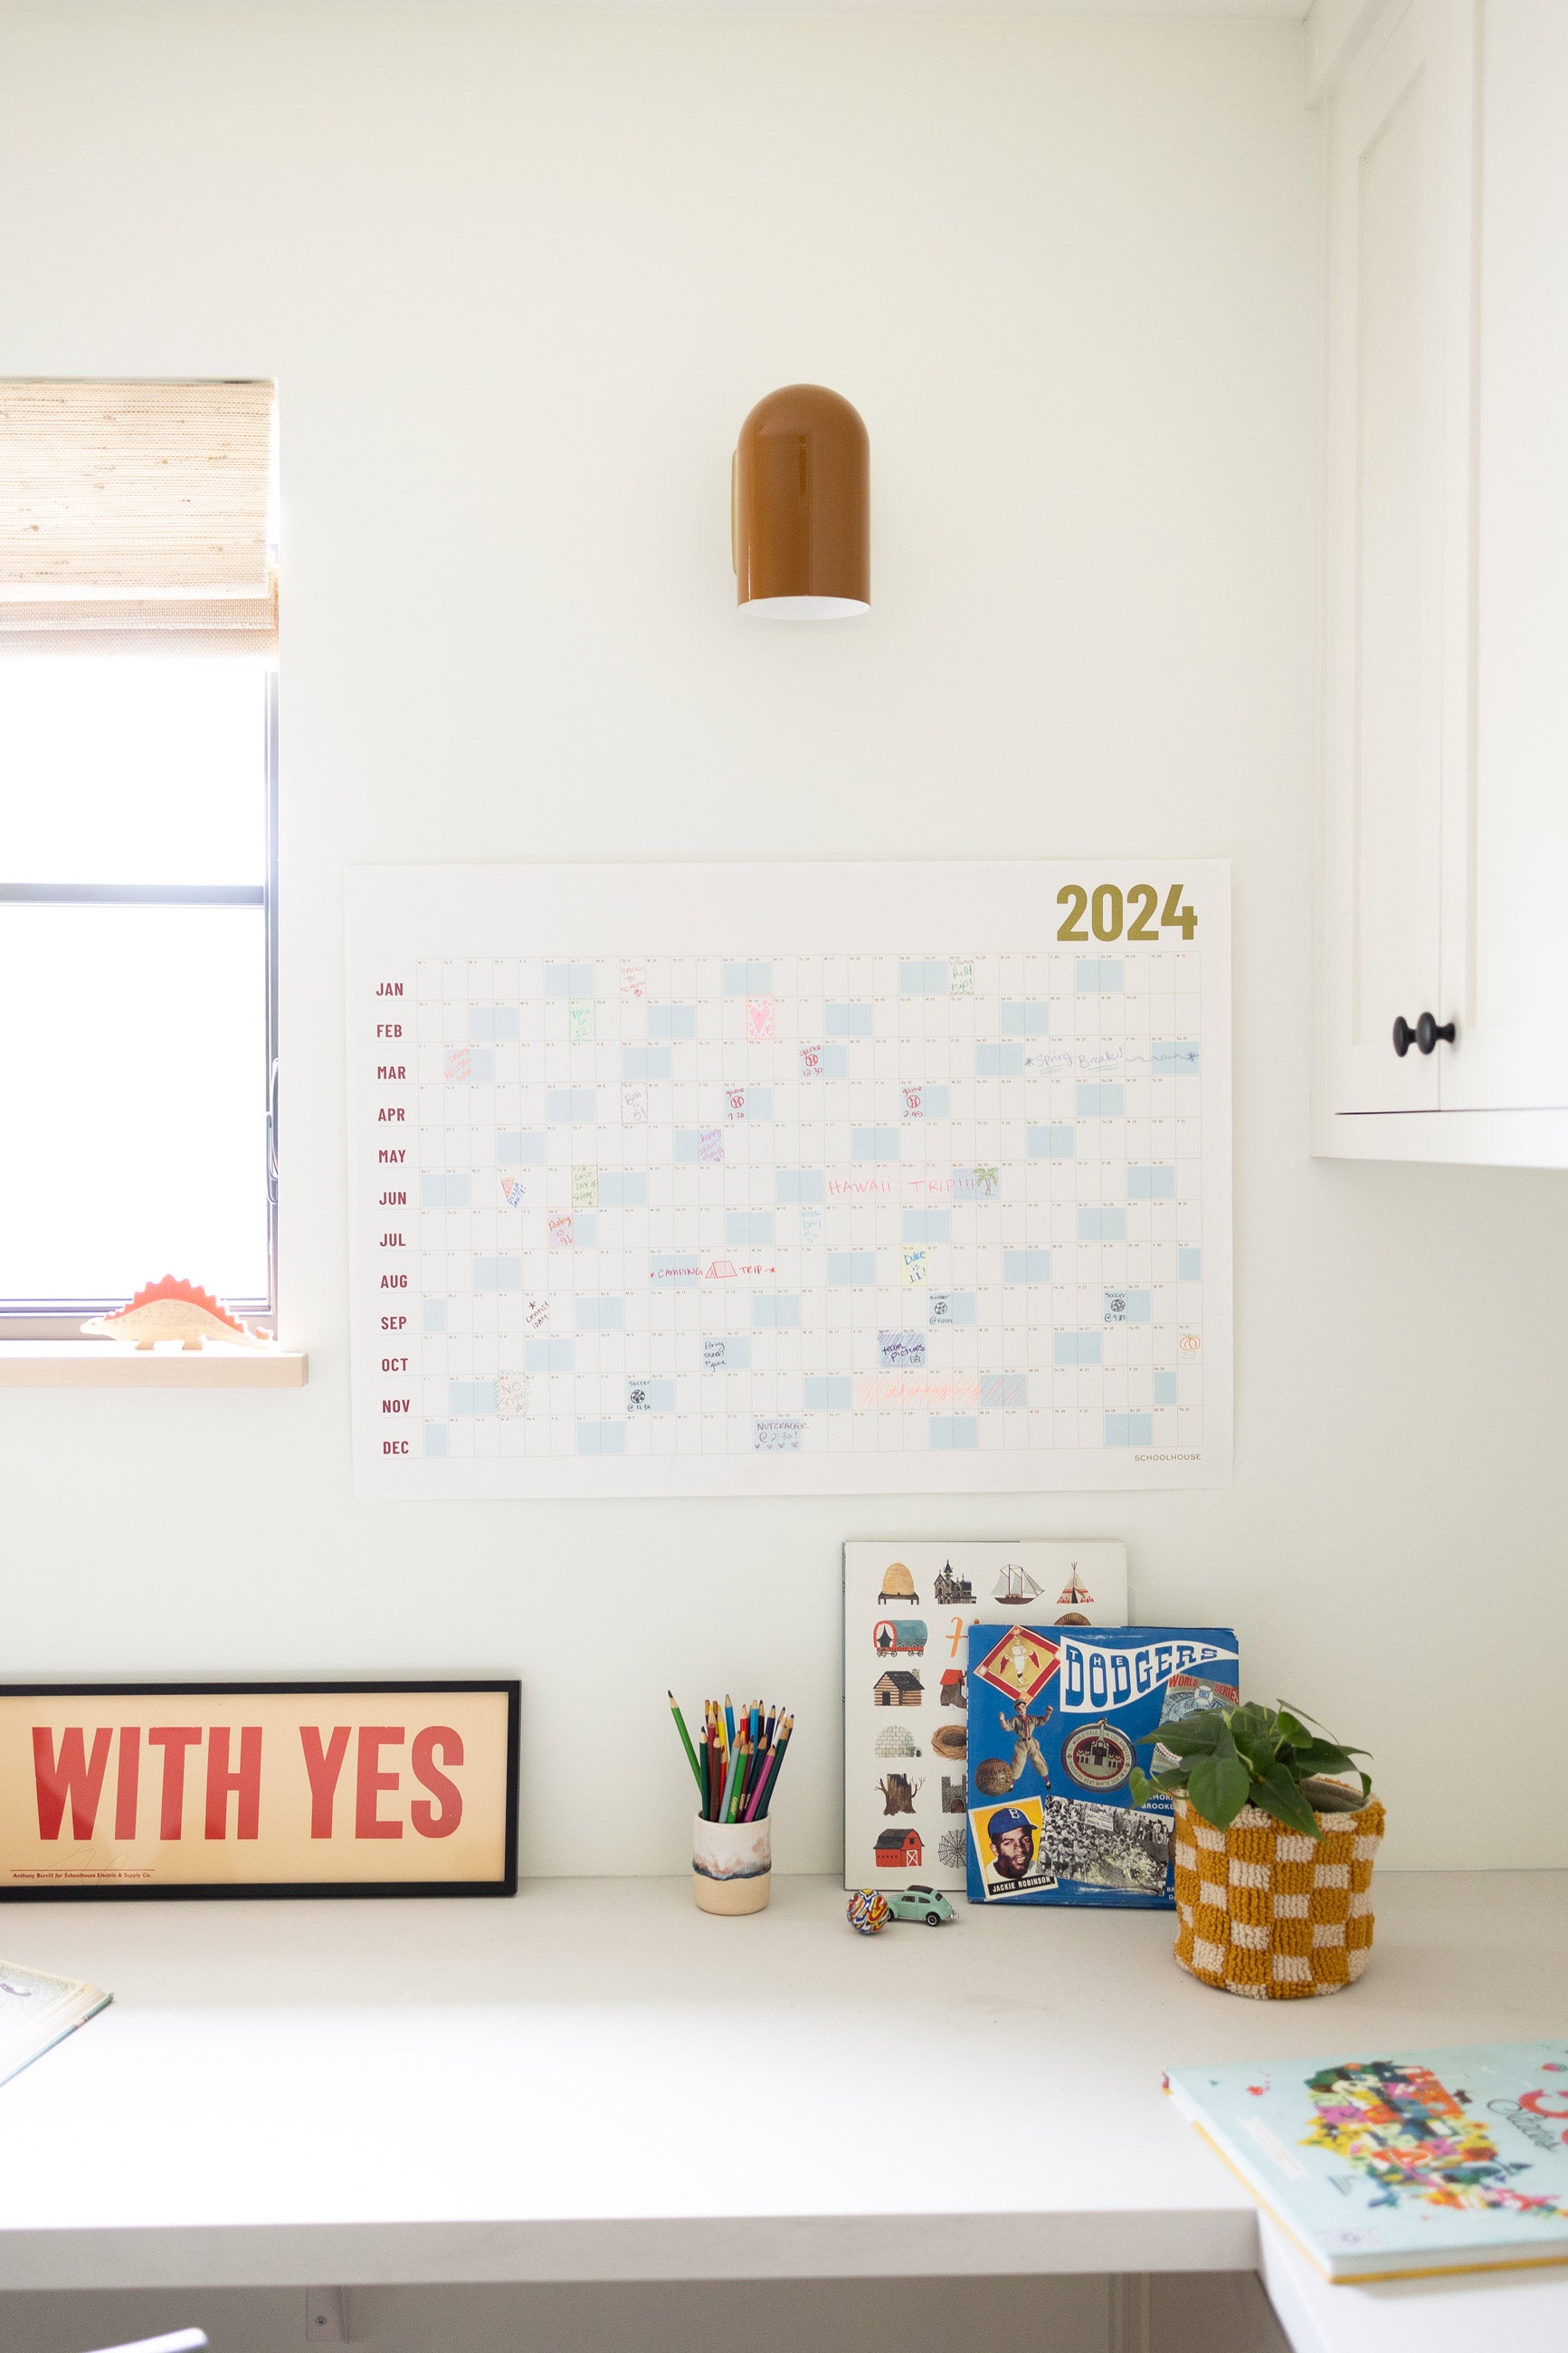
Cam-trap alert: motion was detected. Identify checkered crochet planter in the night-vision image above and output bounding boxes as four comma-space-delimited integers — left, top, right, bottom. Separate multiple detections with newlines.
1172, 1794, 1385, 1999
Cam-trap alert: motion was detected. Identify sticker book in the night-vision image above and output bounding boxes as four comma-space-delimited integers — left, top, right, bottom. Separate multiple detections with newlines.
1165, 2043, 1568, 2282
964, 1624, 1238, 1908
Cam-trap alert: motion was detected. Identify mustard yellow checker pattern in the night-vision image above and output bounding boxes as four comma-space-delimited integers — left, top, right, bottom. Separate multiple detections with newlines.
1171, 1796, 1384, 2000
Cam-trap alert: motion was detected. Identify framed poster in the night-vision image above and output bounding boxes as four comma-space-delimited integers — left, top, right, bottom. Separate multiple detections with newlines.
0, 1682, 518, 1901
347, 860, 1232, 1500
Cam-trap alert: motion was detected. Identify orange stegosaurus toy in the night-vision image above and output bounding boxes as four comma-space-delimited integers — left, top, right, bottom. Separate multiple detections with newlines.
82, 1276, 271, 1352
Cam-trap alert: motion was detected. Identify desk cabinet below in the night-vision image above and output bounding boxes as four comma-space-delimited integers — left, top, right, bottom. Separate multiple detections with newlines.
1316, 0, 1568, 1167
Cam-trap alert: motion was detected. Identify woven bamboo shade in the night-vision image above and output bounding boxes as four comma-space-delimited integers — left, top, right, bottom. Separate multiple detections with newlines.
0, 379, 276, 653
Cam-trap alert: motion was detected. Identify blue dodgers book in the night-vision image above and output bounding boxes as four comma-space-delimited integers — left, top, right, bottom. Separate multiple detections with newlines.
1165, 2043, 1568, 2282
964, 1624, 1238, 1908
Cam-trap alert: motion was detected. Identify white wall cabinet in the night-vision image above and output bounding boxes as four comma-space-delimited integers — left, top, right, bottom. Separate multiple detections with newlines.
1314, 0, 1568, 1166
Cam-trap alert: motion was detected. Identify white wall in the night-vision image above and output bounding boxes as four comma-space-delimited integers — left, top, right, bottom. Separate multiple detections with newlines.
1, 0, 1560, 1876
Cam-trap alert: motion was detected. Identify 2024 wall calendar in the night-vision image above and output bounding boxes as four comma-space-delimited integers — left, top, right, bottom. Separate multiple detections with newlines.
347, 863, 1231, 1497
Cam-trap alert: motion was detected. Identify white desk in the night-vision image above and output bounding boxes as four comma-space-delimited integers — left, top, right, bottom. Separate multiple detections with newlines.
0, 1871, 1563, 2352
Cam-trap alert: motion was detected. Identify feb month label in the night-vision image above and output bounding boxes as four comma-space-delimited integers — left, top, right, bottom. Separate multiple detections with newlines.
0, 1683, 518, 1900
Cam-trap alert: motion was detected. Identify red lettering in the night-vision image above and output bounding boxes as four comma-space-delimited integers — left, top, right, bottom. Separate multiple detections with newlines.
377, 1149, 406, 1164
204, 1725, 262, 1839
375, 1065, 406, 1081
376, 1108, 406, 1123
381, 1357, 408, 1372
384, 1440, 409, 1453
410, 1727, 464, 1838
33, 1726, 113, 1841
1521, 2090, 1568, 2121
115, 1725, 140, 1838
147, 1727, 203, 1839
375, 981, 404, 996
382, 1398, 410, 1414
356, 1727, 404, 1838
380, 1316, 407, 1330
299, 1725, 352, 1838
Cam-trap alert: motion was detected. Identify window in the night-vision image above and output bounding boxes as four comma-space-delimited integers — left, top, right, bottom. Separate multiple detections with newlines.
0, 381, 277, 1330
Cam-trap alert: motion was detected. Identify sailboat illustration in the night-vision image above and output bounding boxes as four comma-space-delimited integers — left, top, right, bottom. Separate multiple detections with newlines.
993, 1561, 1044, 1605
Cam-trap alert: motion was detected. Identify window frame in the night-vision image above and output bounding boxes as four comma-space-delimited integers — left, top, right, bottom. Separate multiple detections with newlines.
0, 669, 279, 1337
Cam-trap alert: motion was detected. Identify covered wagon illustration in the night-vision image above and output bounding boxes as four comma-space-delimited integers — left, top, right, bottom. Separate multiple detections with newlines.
874, 1618, 928, 1658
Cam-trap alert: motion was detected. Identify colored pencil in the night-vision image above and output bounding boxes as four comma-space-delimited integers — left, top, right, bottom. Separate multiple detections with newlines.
668, 1692, 702, 1793
674, 1695, 797, 1821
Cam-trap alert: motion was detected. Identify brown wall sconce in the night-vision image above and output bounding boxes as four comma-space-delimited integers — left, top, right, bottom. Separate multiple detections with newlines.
732, 385, 869, 619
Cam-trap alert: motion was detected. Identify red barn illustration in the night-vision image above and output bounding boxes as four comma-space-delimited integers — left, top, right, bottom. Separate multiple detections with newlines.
875, 1828, 924, 1868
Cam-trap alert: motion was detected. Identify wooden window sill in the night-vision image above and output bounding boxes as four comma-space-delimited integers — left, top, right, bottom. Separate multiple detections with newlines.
0, 1341, 307, 1387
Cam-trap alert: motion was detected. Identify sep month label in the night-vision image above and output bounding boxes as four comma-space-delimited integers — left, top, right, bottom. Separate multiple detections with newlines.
0, 1683, 518, 1899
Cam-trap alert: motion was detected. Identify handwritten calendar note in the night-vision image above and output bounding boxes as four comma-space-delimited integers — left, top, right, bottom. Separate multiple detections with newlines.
347, 863, 1231, 1497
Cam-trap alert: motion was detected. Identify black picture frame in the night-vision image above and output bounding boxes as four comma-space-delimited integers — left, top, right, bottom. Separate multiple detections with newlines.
0, 1679, 520, 1902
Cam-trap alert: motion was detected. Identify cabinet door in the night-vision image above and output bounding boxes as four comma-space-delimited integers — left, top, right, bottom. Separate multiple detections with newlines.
1440, 0, 1568, 1111
1322, 0, 1447, 1112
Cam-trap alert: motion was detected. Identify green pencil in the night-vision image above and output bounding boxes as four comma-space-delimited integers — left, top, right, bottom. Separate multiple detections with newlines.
668, 1691, 702, 1794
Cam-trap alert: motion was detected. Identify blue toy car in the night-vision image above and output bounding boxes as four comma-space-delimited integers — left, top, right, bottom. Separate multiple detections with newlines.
883, 1884, 955, 1926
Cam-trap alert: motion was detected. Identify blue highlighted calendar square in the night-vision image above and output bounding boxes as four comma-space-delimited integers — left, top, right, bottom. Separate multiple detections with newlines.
576, 1421, 626, 1455
930, 1416, 978, 1450
1054, 1331, 1102, 1366
851, 1127, 900, 1160
753, 1295, 801, 1329
646, 1004, 696, 1039
1078, 1207, 1126, 1242
825, 1003, 874, 1037
1127, 1164, 1176, 1199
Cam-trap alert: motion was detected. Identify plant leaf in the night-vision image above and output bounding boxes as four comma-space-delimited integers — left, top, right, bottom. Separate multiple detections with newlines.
1127, 1768, 1155, 1808
1187, 1746, 1250, 1830
1252, 1765, 1325, 1842
1137, 1717, 1221, 1757
1292, 1739, 1363, 1778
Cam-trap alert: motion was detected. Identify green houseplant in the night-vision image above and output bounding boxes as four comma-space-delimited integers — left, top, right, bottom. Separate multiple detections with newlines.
1129, 1701, 1371, 1838
1132, 1702, 1384, 2001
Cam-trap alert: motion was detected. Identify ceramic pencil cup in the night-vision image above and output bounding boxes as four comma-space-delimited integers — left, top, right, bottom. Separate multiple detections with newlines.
692, 1811, 772, 1915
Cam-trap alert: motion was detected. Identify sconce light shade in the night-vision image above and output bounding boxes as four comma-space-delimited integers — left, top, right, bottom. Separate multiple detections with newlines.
734, 385, 869, 619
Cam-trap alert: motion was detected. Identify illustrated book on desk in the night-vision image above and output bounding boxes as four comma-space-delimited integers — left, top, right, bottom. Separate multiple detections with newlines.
964, 1623, 1237, 1908
843, 1539, 1127, 1891
1166, 2042, 1568, 2282
0, 1958, 110, 2089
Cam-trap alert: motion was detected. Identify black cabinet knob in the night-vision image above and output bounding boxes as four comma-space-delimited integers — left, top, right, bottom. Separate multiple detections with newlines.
1392, 1013, 1457, 1057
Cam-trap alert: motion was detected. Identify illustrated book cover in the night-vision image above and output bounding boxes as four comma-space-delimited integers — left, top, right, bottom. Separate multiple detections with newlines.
964, 1623, 1237, 1908
1165, 2043, 1568, 2282
843, 1540, 1127, 1892
0, 1958, 110, 2090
